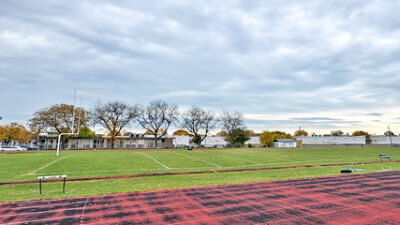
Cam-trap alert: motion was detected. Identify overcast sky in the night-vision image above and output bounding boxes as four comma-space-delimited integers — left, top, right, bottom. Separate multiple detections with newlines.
1, 0, 400, 134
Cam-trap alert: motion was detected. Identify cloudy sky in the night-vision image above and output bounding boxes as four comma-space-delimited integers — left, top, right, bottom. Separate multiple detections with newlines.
1, 0, 400, 134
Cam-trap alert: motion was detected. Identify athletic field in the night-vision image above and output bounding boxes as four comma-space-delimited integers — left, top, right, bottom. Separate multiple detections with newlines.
0, 147, 399, 203
2, 171, 400, 224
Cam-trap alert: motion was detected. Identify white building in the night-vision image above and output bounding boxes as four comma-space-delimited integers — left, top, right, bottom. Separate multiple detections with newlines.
296, 136, 366, 146
168, 135, 260, 148
171, 135, 191, 148
246, 136, 261, 146
273, 139, 297, 148
370, 136, 400, 146
37, 134, 174, 149
203, 136, 228, 147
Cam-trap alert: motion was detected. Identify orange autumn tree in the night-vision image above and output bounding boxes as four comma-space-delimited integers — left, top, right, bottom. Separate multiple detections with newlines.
144, 128, 168, 136
244, 130, 257, 136
0, 122, 31, 144
294, 130, 308, 136
173, 129, 190, 136
29, 103, 89, 134
215, 130, 228, 136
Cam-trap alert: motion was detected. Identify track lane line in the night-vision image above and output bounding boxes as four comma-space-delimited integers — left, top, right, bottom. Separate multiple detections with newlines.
5, 172, 400, 225
1, 171, 399, 222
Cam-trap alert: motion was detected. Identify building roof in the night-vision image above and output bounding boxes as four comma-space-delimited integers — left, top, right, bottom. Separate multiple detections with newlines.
275, 139, 296, 142
38, 135, 173, 140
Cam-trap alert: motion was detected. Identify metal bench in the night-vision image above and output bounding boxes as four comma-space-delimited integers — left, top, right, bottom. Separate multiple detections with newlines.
38, 175, 67, 194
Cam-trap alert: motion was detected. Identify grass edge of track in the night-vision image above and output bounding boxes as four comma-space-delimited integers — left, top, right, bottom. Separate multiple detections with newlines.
1, 160, 398, 186
1, 163, 399, 203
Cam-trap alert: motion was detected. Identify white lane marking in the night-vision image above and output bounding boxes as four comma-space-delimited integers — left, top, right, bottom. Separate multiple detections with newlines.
169, 151, 222, 168
136, 152, 170, 169
27, 154, 74, 175
80, 197, 90, 224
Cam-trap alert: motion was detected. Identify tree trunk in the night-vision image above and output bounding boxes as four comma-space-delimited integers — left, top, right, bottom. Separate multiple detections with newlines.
195, 134, 202, 146
111, 136, 115, 149
154, 135, 157, 148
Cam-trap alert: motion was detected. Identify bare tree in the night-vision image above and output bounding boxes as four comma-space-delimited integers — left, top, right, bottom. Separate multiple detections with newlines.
91, 101, 139, 149
220, 111, 246, 144
181, 106, 217, 146
136, 101, 179, 148
331, 130, 344, 136
220, 111, 245, 134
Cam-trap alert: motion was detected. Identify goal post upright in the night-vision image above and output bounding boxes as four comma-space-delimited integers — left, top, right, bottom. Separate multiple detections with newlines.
56, 89, 78, 156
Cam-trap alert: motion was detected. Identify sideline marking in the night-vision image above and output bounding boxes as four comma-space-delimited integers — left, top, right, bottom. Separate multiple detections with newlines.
169, 151, 222, 168
27, 154, 74, 175
136, 152, 170, 169
225, 150, 352, 166
221, 154, 262, 165
24, 164, 262, 175
4, 162, 399, 186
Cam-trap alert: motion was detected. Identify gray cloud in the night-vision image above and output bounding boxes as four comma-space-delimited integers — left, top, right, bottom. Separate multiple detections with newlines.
244, 117, 362, 131
0, 0, 400, 133
366, 113, 383, 116
290, 117, 343, 121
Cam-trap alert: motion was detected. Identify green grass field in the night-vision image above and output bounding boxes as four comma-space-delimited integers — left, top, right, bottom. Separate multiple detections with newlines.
1, 147, 399, 202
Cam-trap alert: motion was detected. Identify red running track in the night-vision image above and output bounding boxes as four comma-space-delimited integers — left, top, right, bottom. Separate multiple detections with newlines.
1, 170, 400, 225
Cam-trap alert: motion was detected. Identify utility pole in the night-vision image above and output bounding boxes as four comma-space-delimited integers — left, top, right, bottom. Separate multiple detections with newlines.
77, 97, 82, 133
388, 126, 393, 147
298, 126, 302, 148
299, 126, 302, 137
71, 89, 76, 133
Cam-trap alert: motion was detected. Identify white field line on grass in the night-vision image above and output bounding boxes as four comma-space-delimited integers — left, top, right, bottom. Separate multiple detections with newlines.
192, 150, 263, 165
30, 164, 264, 176
168, 151, 222, 168
27, 154, 75, 176
225, 151, 355, 166
29, 157, 377, 176
221, 154, 263, 165
16, 157, 380, 178
40, 158, 359, 173
136, 152, 170, 169
4, 159, 354, 178
247, 158, 355, 167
